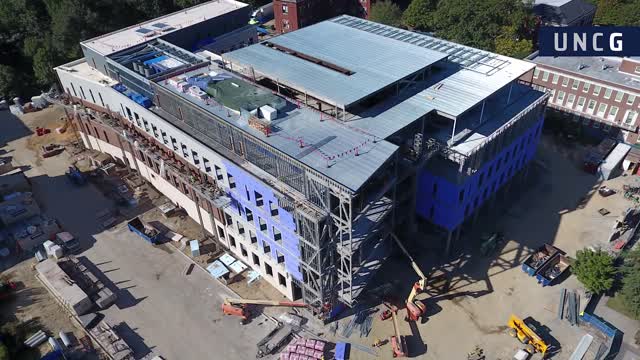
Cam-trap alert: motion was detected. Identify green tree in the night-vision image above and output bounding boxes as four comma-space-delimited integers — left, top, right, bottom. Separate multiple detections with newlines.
494, 25, 533, 58
594, 0, 640, 26
0, 342, 7, 360
0, 65, 18, 98
402, 0, 438, 30
370, 0, 403, 27
573, 249, 616, 294
428, 0, 534, 52
620, 248, 640, 317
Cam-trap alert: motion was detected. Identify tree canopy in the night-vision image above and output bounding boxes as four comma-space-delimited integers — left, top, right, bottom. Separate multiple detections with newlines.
0, 0, 276, 99
400, 0, 535, 57
573, 249, 616, 294
620, 247, 640, 318
593, 0, 640, 26
402, 0, 438, 30
370, 0, 403, 27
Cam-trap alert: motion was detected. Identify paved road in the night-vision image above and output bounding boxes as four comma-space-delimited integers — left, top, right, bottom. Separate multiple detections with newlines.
4, 112, 275, 359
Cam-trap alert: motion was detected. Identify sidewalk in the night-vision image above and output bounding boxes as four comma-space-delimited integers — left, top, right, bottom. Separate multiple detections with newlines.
594, 296, 639, 360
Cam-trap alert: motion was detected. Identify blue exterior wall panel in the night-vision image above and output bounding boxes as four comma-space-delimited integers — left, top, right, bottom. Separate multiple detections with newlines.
417, 115, 545, 231
222, 160, 302, 280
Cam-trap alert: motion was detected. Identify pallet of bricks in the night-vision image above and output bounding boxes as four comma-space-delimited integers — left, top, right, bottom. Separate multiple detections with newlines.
280, 338, 326, 360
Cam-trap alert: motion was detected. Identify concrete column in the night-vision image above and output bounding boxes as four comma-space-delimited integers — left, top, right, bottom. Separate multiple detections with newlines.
128, 141, 142, 176
188, 183, 208, 240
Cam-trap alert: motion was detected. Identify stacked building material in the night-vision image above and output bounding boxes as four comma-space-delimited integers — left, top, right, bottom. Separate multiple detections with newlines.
36, 259, 92, 316
89, 321, 134, 360
280, 338, 325, 360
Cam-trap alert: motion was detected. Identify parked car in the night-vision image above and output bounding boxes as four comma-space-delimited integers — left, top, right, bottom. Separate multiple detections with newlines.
598, 186, 615, 197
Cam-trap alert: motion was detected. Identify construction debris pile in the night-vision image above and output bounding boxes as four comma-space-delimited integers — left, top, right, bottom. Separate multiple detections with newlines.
623, 184, 640, 204
608, 207, 640, 255
341, 308, 374, 338
90, 321, 134, 360
280, 338, 326, 360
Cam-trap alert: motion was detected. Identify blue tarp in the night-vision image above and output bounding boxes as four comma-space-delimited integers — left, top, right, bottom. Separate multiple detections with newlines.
126, 93, 152, 108
335, 342, 349, 360
143, 55, 168, 66
112, 83, 127, 93
257, 27, 269, 35
40, 350, 63, 360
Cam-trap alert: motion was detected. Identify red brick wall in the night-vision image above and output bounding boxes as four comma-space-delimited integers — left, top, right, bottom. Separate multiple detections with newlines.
619, 59, 640, 76
274, 0, 301, 33
274, 0, 371, 34
531, 65, 640, 135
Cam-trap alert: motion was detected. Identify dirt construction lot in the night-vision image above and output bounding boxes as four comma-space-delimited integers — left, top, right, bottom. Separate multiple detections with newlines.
336, 135, 640, 360
1, 108, 275, 359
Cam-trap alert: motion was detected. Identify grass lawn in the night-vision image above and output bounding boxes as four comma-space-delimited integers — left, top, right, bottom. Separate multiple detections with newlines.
606, 294, 639, 320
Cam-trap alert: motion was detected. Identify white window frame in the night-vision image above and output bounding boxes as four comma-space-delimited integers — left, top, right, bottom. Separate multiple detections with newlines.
614, 91, 624, 103
542, 71, 550, 82
561, 77, 569, 87
533, 68, 540, 78
608, 106, 619, 121
583, 82, 591, 93
566, 93, 576, 107
552, 74, 559, 84
577, 96, 586, 110
624, 110, 638, 125
604, 88, 613, 99
593, 85, 601, 96
635, 65, 640, 74
556, 90, 566, 104
587, 99, 597, 114
572, 80, 580, 90
597, 103, 607, 117
627, 94, 636, 106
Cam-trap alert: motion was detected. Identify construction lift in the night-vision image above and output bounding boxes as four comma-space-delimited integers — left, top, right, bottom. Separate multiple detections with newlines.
507, 314, 549, 357
390, 308, 408, 357
221, 298, 307, 324
390, 234, 447, 322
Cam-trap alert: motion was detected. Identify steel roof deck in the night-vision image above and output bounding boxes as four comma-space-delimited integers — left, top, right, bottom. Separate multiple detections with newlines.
156, 68, 399, 192
223, 20, 448, 108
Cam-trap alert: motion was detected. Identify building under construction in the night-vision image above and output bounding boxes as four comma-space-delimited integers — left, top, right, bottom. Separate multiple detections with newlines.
55, 0, 548, 318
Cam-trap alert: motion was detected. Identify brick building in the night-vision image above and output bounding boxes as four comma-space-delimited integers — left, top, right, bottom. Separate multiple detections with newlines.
529, 55, 640, 143
274, 0, 370, 33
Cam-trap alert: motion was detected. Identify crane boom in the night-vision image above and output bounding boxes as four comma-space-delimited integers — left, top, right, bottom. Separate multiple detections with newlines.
391, 234, 427, 280
390, 233, 428, 322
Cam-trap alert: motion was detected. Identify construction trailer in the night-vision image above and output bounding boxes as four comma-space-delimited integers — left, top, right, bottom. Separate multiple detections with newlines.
54, 4, 548, 318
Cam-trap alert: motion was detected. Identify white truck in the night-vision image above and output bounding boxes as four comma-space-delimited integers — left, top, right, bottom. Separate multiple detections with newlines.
56, 232, 81, 254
